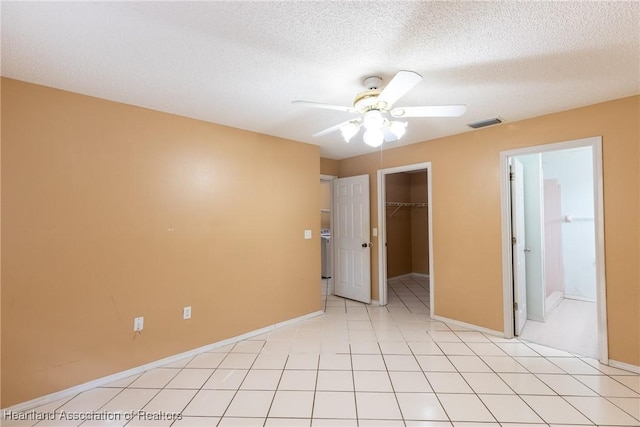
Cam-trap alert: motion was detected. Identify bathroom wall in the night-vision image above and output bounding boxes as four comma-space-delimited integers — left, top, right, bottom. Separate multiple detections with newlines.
517, 154, 545, 320
543, 179, 565, 303
542, 148, 596, 300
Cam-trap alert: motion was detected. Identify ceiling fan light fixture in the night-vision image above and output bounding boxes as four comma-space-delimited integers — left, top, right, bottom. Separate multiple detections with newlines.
388, 120, 407, 139
363, 109, 385, 131
363, 128, 384, 147
340, 121, 360, 142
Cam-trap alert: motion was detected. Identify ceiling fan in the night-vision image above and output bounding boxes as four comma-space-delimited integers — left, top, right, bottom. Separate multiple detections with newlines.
292, 70, 466, 147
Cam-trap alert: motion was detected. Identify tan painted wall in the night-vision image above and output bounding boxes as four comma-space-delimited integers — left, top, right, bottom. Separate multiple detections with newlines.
410, 172, 429, 275
320, 157, 339, 177
339, 96, 640, 366
385, 173, 412, 278
320, 181, 331, 229
1, 78, 321, 406
319, 159, 337, 230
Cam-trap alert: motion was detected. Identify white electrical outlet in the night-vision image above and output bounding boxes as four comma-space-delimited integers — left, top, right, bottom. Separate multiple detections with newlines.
183, 306, 192, 320
134, 316, 144, 332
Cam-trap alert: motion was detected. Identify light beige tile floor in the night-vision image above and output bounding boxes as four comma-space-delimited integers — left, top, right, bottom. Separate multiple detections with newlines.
2, 276, 639, 426
519, 298, 598, 358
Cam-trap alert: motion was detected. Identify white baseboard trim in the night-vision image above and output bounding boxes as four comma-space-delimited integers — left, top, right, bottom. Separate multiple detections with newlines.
545, 291, 564, 315
370, 299, 381, 306
3, 310, 324, 412
432, 315, 504, 337
527, 314, 546, 322
609, 359, 640, 374
564, 294, 597, 303
386, 273, 430, 282
386, 273, 412, 281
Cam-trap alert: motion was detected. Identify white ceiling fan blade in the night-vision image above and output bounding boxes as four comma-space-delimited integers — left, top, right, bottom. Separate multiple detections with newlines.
312, 118, 361, 138
376, 70, 423, 109
292, 100, 358, 113
390, 105, 467, 118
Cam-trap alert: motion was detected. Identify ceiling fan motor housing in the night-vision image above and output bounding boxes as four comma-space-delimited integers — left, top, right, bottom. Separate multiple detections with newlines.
354, 90, 383, 112
363, 76, 382, 90
355, 76, 388, 111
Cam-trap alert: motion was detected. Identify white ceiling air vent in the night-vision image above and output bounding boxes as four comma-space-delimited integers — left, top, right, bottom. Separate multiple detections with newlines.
468, 117, 503, 129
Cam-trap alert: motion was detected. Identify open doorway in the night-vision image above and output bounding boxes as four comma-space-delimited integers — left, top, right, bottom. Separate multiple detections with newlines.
501, 137, 607, 363
377, 162, 434, 314
320, 174, 335, 308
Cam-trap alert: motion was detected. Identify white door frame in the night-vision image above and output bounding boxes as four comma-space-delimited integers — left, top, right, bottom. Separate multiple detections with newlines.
499, 136, 608, 363
377, 162, 434, 314
321, 174, 336, 295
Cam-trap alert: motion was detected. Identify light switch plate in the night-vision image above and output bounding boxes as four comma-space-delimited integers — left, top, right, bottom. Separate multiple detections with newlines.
372, 228, 378, 237
304, 229, 312, 239
134, 316, 144, 332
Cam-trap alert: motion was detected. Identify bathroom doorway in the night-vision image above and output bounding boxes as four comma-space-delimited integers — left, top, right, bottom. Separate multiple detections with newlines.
501, 137, 607, 362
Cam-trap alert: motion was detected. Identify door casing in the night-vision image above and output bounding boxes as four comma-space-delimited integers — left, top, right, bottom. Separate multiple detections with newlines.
511, 158, 528, 335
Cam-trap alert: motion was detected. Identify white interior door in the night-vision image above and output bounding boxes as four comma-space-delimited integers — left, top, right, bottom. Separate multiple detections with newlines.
511, 158, 528, 335
333, 175, 371, 303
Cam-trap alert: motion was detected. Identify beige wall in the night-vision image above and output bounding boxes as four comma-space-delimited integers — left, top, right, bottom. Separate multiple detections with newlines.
319, 159, 338, 230
385, 173, 412, 277
320, 181, 331, 229
410, 172, 429, 275
320, 157, 339, 177
339, 96, 640, 366
1, 78, 321, 406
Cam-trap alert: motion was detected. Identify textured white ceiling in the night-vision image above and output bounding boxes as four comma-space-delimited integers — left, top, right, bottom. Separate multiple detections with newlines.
2, 1, 639, 159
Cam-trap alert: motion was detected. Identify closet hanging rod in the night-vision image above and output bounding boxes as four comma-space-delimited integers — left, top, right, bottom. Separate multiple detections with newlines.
386, 202, 428, 207
386, 201, 428, 218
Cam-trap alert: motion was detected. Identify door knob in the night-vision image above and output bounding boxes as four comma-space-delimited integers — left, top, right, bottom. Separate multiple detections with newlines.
362, 243, 370, 248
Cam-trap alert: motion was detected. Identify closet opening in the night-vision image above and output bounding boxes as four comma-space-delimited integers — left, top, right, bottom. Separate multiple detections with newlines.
377, 162, 434, 314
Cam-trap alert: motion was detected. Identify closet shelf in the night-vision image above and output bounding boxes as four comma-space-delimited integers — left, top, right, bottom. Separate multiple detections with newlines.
386, 201, 427, 217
